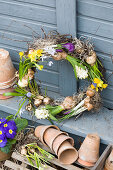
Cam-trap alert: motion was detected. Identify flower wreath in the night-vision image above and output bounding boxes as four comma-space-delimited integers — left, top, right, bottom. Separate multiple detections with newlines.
4, 32, 108, 122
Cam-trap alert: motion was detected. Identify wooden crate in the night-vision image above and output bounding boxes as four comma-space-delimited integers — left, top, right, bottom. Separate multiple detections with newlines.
3, 142, 111, 170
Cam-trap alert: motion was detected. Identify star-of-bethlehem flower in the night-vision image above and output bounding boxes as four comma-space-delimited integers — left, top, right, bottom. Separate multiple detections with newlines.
28, 49, 43, 62
91, 78, 108, 91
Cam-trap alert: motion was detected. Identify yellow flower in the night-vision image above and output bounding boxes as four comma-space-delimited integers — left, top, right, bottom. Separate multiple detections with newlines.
36, 49, 43, 57
37, 65, 43, 70
28, 53, 36, 62
28, 49, 43, 62
91, 84, 95, 89
103, 84, 108, 89
19, 51, 24, 57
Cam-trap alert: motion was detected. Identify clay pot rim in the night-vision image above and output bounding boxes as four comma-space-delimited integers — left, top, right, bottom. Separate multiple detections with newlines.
78, 158, 95, 167
0, 75, 16, 89
52, 135, 74, 155
41, 125, 60, 146
45, 130, 69, 151
58, 147, 78, 164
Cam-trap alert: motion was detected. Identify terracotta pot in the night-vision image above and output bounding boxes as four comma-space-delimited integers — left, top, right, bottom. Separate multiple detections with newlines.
52, 134, 74, 155
34, 125, 60, 146
78, 133, 100, 166
0, 49, 16, 89
0, 87, 14, 100
58, 141, 78, 164
78, 158, 95, 167
104, 150, 113, 170
0, 150, 12, 161
44, 128, 68, 151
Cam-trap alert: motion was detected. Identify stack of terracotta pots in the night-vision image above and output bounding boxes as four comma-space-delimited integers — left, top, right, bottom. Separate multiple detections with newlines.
78, 133, 100, 167
104, 150, 113, 170
35, 125, 78, 164
0, 49, 16, 99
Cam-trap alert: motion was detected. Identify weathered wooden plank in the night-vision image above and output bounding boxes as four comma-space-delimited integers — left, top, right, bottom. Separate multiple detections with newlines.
12, 152, 56, 170
96, 0, 113, 4
77, 0, 113, 22
78, 15, 113, 40
0, 15, 56, 37
10, 0, 56, 8
78, 32, 113, 55
4, 160, 29, 170
56, 0, 76, 36
101, 86, 113, 101
0, 30, 30, 49
38, 143, 83, 170
0, 1, 56, 25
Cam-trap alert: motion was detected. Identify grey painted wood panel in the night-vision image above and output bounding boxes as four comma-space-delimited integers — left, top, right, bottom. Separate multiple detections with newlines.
78, 15, 113, 40
78, 32, 113, 56
101, 86, 113, 101
0, 1, 56, 25
95, 0, 113, 4
9, 0, 56, 7
56, 0, 77, 95
77, 0, 113, 22
56, 0, 76, 36
0, 15, 57, 36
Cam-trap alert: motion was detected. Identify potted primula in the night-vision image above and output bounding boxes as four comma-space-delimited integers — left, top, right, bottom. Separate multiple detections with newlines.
0, 115, 28, 161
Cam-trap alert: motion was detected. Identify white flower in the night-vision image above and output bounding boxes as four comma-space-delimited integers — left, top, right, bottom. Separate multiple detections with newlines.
75, 65, 88, 79
44, 46, 56, 56
18, 78, 28, 87
35, 106, 49, 119
41, 55, 49, 62
48, 61, 53, 66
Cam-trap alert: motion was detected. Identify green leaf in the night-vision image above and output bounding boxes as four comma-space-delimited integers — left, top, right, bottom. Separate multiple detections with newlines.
26, 156, 34, 167
7, 139, 16, 145
6, 115, 14, 121
3, 92, 24, 97
19, 60, 23, 81
0, 142, 12, 154
49, 114, 58, 121
14, 118, 28, 133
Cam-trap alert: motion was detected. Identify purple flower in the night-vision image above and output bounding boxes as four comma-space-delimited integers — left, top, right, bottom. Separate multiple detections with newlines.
0, 137, 7, 148
56, 49, 63, 53
0, 118, 7, 126
3, 120, 17, 132
62, 43, 75, 52
0, 127, 5, 139
63, 110, 72, 115
6, 128, 16, 139
92, 82, 97, 88
26, 92, 32, 98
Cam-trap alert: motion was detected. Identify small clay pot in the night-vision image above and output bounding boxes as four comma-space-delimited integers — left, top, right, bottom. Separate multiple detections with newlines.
78, 158, 95, 167
58, 141, 78, 164
0, 150, 12, 161
0, 87, 14, 100
52, 134, 74, 155
0, 49, 16, 89
78, 133, 100, 166
44, 128, 68, 151
34, 125, 60, 146
104, 150, 113, 170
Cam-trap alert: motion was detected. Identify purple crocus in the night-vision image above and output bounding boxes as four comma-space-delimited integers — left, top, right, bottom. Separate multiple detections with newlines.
26, 92, 32, 98
62, 43, 75, 52
63, 110, 72, 115
0, 137, 7, 148
56, 49, 63, 53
